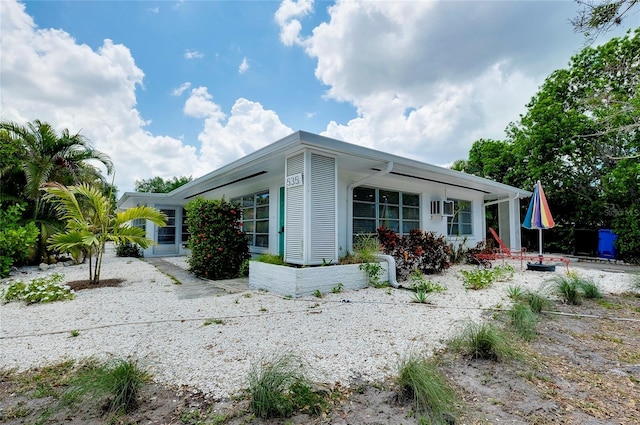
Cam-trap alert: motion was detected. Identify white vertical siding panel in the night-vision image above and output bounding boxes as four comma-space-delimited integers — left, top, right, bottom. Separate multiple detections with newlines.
285, 153, 305, 264
309, 153, 337, 264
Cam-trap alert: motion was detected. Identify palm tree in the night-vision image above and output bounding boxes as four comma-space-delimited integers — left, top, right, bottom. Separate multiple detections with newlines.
0, 119, 113, 209
43, 182, 167, 285
0, 119, 114, 262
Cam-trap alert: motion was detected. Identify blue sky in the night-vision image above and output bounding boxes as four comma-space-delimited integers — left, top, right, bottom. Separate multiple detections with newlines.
1, 0, 638, 194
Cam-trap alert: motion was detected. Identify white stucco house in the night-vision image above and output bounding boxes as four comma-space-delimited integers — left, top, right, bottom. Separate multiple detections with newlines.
117, 131, 531, 264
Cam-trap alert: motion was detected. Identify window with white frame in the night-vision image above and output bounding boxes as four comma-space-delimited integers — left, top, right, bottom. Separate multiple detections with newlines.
352, 187, 420, 240
233, 191, 269, 248
447, 199, 472, 236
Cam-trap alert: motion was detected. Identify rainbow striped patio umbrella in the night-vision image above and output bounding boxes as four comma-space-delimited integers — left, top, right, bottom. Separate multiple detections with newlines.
522, 180, 555, 258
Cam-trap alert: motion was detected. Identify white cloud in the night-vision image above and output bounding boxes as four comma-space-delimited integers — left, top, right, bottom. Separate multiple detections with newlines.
148, 7, 159, 14
184, 49, 204, 59
274, 0, 314, 46
188, 94, 293, 167
183, 87, 225, 120
238, 57, 249, 74
275, 0, 586, 167
171, 82, 191, 96
0, 0, 293, 194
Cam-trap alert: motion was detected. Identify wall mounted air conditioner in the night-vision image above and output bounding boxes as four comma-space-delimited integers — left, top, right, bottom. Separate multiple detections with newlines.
430, 199, 455, 217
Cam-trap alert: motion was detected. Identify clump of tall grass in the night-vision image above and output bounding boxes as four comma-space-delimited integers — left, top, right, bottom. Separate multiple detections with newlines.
507, 285, 553, 313
247, 353, 326, 419
547, 272, 602, 305
449, 322, 515, 362
397, 355, 460, 424
64, 358, 150, 414
508, 303, 538, 341
353, 234, 382, 263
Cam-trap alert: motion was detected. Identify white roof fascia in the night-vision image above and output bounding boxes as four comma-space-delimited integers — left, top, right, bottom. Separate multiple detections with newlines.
117, 191, 169, 207
296, 131, 532, 198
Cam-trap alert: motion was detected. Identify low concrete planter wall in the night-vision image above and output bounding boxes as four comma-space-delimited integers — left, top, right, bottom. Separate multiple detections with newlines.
249, 261, 389, 297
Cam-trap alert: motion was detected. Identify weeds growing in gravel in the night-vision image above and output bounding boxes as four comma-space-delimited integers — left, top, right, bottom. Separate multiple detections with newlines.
459, 268, 494, 290
412, 289, 432, 304
450, 322, 515, 362
247, 353, 325, 419
410, 270, 445, 293
397, 355, 460, 424
2, 273, 73, 304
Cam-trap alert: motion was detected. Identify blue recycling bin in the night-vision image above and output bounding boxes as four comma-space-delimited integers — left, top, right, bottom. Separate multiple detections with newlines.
597, 229, 617, 259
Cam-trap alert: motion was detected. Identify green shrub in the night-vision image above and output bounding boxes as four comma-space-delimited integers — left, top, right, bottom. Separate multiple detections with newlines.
397, 356, 460, 424
185, 197, 250, 280
2, 273, 73, 304
247, 353, 312, 419
509, 303, 538, 341
450, 322, 515, 362
377, 228, 452, 279
0, 203, 39, 277
115, 241, 143, 258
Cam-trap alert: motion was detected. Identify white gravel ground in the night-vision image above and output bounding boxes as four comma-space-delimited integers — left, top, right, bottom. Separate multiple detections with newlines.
0, 251, 636, 400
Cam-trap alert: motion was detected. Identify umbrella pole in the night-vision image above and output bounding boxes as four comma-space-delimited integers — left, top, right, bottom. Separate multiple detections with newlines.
538, 229, 543, 264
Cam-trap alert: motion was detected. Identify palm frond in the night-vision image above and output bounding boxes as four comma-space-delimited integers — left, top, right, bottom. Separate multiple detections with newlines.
48, 231, 90, 252
116, 206, 167, 227
42, 182, 85, 223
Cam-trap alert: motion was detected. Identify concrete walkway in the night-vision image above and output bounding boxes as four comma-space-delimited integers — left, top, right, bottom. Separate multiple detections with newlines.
143, 258, 249, 300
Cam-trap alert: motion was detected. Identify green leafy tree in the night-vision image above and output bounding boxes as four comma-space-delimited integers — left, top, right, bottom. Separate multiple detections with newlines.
452, 139, 516, 184
42, 182, 167, 284
0, 203, 39, 277
134, 176, 192, 193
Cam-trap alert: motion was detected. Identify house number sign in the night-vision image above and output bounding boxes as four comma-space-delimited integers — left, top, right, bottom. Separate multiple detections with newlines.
286, 173, 303, 188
